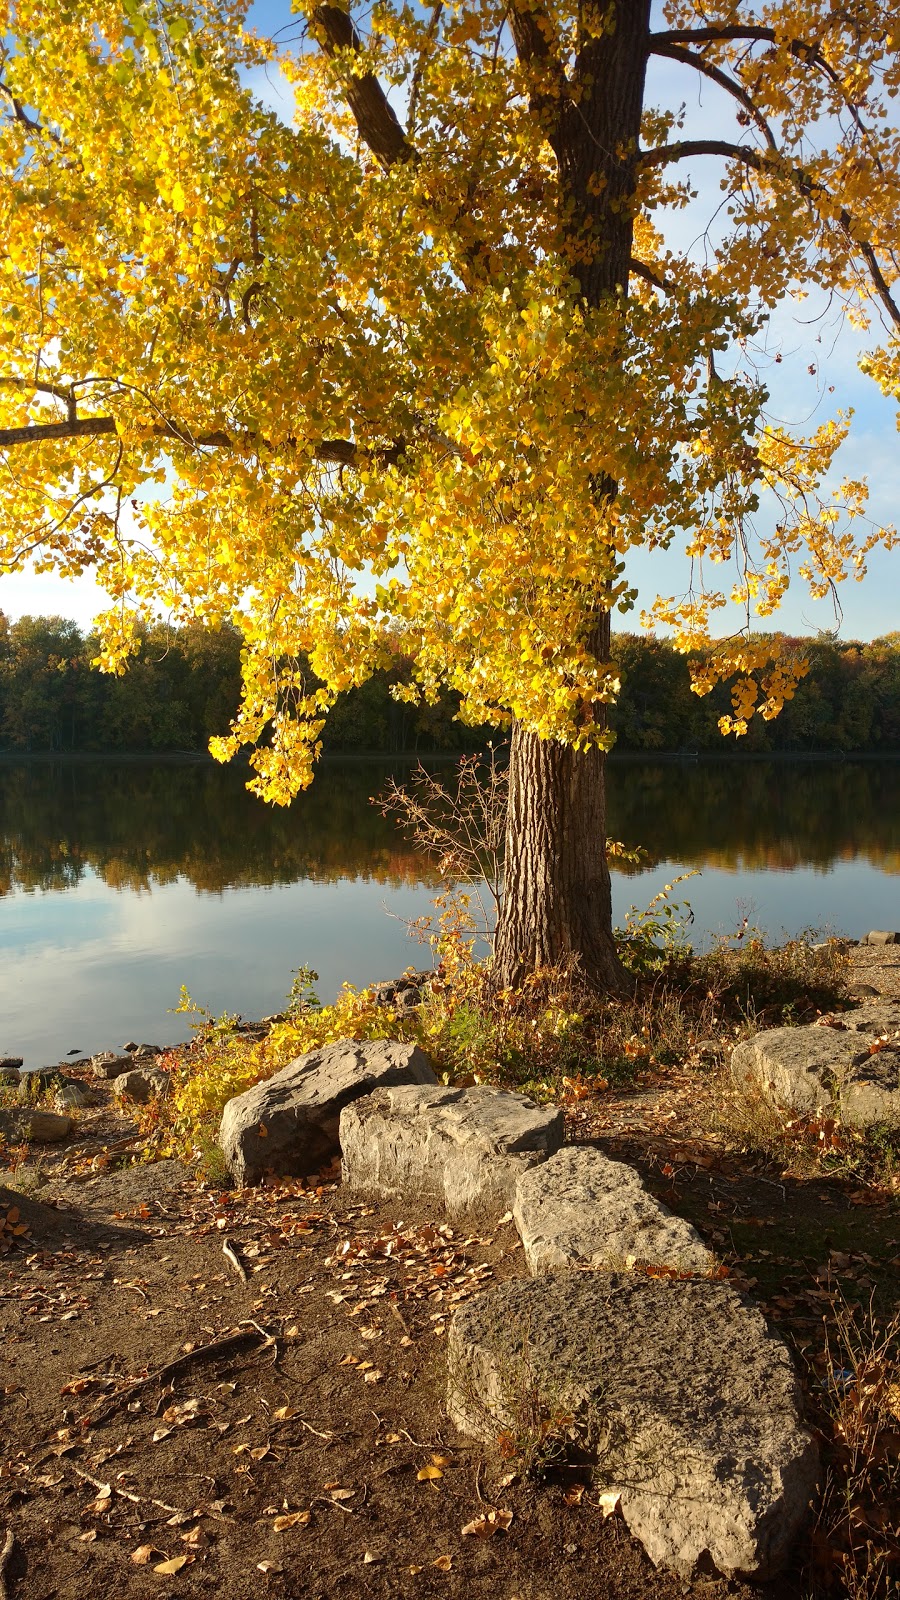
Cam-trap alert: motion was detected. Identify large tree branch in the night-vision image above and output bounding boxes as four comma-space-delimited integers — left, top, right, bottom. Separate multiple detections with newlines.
650, 26, 777, 49
651, 42, 777, 149
638, 139, 900, 331
0, 411, 405, 464
310, 5, 415, 170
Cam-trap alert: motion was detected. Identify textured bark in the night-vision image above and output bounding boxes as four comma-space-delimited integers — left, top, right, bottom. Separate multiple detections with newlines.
493, 2, 652, 991
492, 722, 621, 992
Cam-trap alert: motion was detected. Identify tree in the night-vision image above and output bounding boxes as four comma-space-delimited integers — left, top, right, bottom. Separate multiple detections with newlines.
0, 1, 898, 988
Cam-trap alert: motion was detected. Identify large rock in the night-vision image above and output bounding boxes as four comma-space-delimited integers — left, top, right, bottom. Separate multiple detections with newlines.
112, 1067, 168, 1104
0, 1108, 73, 1143
513, 1146, 715, 1276
91, 1052, 134, 1080
732, 1015, 900, 1127
448, 1274, 818, 1579
862, 930, 899, 945
340, 1083, 563, 1217
218, 1039, 438, 1186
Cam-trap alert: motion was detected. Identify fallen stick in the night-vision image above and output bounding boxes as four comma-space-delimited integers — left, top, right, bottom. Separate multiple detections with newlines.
0, 1529, 14, 1600
70, 1463, 184, 1517
80, 1324, 274, 1427
222, 1238, 248, 1281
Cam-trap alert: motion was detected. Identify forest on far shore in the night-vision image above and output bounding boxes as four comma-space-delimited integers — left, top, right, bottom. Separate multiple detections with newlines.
1, 612, 898, 757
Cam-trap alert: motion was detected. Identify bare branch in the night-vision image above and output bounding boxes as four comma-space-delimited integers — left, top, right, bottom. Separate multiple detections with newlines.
0, 410, 407, 465
629, 258, 669, 292
637, 140, 900, 331
650, 42, 777, 149
311, 5, 415, 169
0, 77, 61, 144
650, 26, 777, 49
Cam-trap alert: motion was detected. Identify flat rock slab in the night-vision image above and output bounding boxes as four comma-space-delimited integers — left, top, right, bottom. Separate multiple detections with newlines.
341, 1084, 563, 1217
732, 1017, 900, 1126
448, 1274, 818, 1579
513, 1146, 715, 1275
219, 1039, 438, 1186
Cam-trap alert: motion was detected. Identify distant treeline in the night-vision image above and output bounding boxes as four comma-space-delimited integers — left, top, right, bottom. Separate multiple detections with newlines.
1, 612, 898, 755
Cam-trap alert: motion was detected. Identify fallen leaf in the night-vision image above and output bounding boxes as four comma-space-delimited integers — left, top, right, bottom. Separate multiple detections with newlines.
461, 1509, 513, 1537
598, 1490, 621, 1519
257, 1560, 282, 1573
153, 1554, 193, 1574
131, 1545, 162, 1565
433, 1554, 453, 1571
273, 1405, 296, 1420
563, 1484, 585, 1506
363, 1368, 384, 1384
417, 1465, 444, 1482
362, 1551, 380, 1564
272, 1511, 310, 1530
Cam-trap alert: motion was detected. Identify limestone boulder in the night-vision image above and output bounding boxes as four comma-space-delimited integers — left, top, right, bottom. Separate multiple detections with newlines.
0, 1108, 73, 1143
732, 1019, 900, 1127
218, 1039, 438, 1186
112, 1067, 168, 1104
448, 1274, 818, 1579
513, 1146, 715, 1275
340, 1083, 563, 1217
91, 1052, 134, 1080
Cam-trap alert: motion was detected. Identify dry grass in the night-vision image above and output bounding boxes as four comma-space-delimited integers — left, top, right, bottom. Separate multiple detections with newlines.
808, 1298, 900, 1598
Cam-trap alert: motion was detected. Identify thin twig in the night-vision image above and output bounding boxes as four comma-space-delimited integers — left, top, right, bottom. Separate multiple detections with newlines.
0, 1529, 14, 1600
388, 1300, 412, 1338
69, 1463, 183, 1517
222, 1238, 248, 1281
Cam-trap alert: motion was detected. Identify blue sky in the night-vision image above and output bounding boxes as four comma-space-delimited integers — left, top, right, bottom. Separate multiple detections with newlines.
2, 2, 897, 641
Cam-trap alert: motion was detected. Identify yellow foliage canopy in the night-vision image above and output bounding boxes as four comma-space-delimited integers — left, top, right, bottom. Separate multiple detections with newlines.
0, 0, 898, 797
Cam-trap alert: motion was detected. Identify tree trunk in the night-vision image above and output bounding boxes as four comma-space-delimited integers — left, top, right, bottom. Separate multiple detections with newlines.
492, 719, 622, 992
492, 2, 652, 992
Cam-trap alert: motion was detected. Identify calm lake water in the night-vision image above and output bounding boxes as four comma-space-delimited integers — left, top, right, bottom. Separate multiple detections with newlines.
1, 756, 898, 1068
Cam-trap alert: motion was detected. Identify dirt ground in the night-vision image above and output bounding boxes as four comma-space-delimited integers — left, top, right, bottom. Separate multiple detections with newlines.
1, 947, 898, 1600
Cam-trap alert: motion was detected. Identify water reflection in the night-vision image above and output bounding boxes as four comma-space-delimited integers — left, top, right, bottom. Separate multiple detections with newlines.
606, 759, 900, 876
1, 756, 898, 1066
0, 756, 897, 899
0, 758, 439, 897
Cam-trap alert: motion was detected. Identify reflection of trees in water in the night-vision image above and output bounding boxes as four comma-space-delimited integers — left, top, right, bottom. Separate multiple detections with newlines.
0, 757, 898, 900
607, 760, 900, 876
0, 760, 441, 896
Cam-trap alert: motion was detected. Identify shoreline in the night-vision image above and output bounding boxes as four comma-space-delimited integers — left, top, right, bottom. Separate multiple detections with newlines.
0, 747, 898, 765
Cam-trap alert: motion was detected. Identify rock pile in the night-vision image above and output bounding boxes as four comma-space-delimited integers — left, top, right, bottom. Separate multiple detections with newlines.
214, 1035, 819, 1579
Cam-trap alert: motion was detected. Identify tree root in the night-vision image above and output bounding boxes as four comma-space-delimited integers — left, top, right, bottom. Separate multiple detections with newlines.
79, 1323, 275, 1428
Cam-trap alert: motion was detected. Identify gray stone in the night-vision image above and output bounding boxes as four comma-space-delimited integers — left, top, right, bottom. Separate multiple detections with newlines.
91, 1052, 134, 1080
218, 1038, 438, 1186
834, 1002, 900, 1036
0, 1108, 73, 1143
513, 1146, 716, 1276
862, 930, 900, 945
0, 1068, 21, 1087
731, 1024, 900, 1127
340, 1084, 563, 1217
0, 1057, 23, 1071
448, 1274, 818, 1579
112, 1067, 168, 1104
55, 1084, 89, 1111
